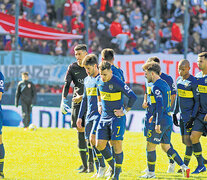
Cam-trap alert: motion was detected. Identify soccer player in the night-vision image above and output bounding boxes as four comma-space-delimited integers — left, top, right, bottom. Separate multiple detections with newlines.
76, 54, 107, 178
60, 44, 93, 173
15, 72, 36, 130
142, 57, 176, 173
141, 62, 190, 178
188, 52, 207, 174
101, 48, 125, 82
101, 48, 125, 176
173, 59, 199, 171
96, 61, 137, 180
0, 71, 5, 178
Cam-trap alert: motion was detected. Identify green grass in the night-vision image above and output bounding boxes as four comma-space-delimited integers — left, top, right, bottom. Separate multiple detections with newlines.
2, 126, 207, 179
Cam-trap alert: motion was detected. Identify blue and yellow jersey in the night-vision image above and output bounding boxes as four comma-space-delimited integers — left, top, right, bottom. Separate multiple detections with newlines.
78, 75, 100, 122
173, 75, 199, 121
196, 72, 207, 114
0, 72, 4, 111
160, 73, 176, 95
145, 73, 176, 115
96, 75, 137, 121
151, 79, 172, 126
111, 65, 125, 82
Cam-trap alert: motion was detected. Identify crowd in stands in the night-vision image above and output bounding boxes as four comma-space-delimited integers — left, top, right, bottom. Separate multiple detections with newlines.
0, 0, 207, 56
1, 0, 207, 94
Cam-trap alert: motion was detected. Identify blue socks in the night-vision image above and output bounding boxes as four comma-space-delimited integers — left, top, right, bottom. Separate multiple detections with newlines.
192, 142, 203, 166
167, 147, 183, 166
0, 144, 4, 172
113, 152, 123, 180
184, 146, 192, 166
100, 145, 114, 170
147, 151, 156, 172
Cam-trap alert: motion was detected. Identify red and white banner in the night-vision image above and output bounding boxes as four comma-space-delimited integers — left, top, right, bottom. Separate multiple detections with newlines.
0, 12, 83, 40
114, 53, 199, 84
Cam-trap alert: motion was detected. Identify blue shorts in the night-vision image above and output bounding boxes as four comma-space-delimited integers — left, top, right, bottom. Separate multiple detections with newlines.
0, 111, 2, 135
180, 119, 192, 136
192, 113, 207, 134
85, 120, 93, 140
147, 124, 172, 144
91, 118, 100, 136
97, 116, 126, 141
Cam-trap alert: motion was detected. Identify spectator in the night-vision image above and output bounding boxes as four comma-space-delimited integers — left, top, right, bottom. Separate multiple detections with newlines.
63, 0, 72, 27
33, 0, 47, 19
129, 7, 143, 31
72, 0, 84, 16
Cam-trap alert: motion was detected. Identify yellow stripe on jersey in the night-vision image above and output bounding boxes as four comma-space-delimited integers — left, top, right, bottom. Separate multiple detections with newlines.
198, 85, 207, 93
150, 96, 156, 103
0, 159, 3, 162
177, 89, 193, 98
100, 91, 121, 101
86, 87, 97, 96
147, 87, 151, 94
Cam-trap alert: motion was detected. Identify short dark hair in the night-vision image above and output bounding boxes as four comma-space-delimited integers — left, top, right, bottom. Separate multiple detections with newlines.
101, 48, 114, 61
99, 61, 111, 71
198, 52, 207, 59
142, 62, 161, 75
82, 54, 98, 66
147, 56, 160, 63
21, 72, 28, 76
74, 44, 87, 51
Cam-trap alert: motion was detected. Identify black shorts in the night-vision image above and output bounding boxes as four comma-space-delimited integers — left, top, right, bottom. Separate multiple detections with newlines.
71, 105, 86, 128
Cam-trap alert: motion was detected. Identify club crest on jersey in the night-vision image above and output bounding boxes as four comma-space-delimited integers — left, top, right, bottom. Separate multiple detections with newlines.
28, 83, 31, 88
184, 82, 189, 88
109, 84, 113, 90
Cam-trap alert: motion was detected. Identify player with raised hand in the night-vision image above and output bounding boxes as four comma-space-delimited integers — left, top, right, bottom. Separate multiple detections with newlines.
142, 57, 177, 173
141, 62, 190, 179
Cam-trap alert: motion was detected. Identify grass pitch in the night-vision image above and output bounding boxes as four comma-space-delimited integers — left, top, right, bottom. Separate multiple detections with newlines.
3, 126, 207, 179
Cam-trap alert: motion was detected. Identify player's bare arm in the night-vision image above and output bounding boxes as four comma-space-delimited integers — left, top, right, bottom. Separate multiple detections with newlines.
204, 114, 207, 122
142, 94, 148, 109
76, 118, 83, 129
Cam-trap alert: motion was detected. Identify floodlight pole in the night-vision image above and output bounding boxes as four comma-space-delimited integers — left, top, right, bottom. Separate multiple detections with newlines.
15, 0, 20, 51
84, 0, 89, 48
184, 0, 189, 59
155, 0, 161, 52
